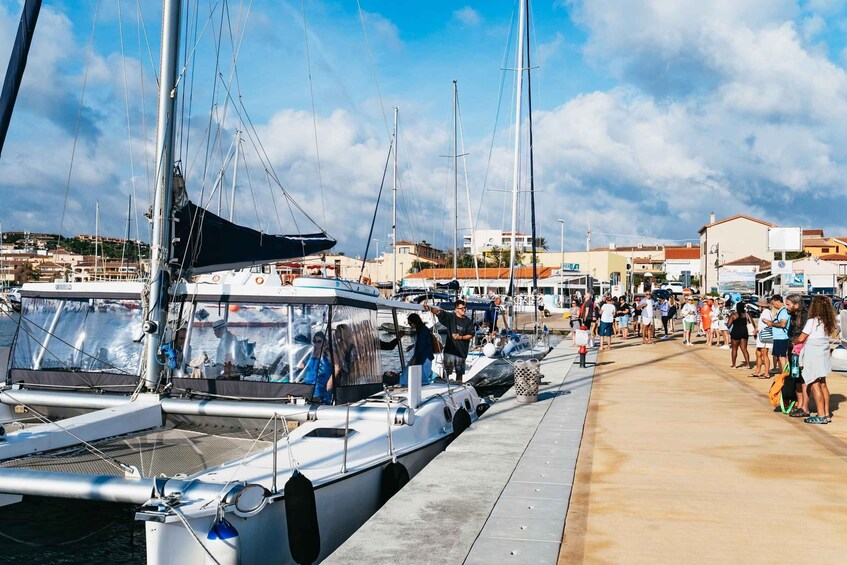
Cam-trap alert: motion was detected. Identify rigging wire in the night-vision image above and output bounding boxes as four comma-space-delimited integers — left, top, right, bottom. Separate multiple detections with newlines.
58, 0, 103, 247
358, 141, 394, 283
355, 0, 391, 139
116, 0, 140, 275
300, 0, 327, 228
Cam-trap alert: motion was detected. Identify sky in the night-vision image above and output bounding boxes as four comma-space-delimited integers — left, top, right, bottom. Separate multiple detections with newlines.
2, 0, 847, 259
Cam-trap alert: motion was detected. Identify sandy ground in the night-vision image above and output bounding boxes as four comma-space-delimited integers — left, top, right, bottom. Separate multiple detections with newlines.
559, 331, 847, 564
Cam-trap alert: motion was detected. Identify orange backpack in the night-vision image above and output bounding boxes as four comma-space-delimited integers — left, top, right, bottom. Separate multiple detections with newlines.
768, 362, 795, 414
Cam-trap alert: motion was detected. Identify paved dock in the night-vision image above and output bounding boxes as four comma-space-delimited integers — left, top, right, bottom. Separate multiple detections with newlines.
328, 332, 847, 564
560, 335, 847, 563
326, 340, 595, 564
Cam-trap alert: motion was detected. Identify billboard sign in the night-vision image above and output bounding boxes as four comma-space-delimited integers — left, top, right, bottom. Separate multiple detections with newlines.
788, 272, 806, 289
718, 269, 756, 294
768, 227, 803, 252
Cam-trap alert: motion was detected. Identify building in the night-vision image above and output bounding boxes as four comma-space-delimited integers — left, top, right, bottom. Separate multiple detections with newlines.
463, 229, 534, 255
361, 240, 447, 286
699, 214, 775, 294
803, 236, 847, 258
663, 245, 701, 281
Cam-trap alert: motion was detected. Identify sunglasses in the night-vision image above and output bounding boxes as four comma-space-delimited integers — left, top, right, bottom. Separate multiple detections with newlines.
455, 307, 466, 310
313, 339, 323, 343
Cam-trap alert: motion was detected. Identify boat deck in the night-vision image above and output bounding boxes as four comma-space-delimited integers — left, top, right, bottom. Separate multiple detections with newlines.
0, 426, 272, 477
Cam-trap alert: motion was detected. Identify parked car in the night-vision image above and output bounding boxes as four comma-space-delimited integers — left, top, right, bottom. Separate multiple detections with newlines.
661, 282, 686, 295
651, 289, 672, 302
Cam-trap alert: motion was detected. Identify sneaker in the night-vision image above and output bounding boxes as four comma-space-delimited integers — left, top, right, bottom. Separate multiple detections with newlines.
687, 342, 694, 347
720, 345, 729, 349
662, 336, 669, 340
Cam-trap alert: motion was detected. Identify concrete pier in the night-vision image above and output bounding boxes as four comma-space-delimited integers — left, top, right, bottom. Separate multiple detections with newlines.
326, 340, 595, 564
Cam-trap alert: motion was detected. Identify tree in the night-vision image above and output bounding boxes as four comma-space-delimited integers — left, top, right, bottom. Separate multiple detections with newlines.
534, 237, 549, 251
484, 246, 524, 268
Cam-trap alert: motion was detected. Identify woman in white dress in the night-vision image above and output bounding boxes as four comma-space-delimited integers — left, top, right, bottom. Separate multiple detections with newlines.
795, 295, 837, 424
752, 302, 773, 378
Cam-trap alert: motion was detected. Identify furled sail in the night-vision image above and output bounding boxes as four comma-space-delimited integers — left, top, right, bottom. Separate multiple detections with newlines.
173, 201, 336, 274
0, 0, 42, 157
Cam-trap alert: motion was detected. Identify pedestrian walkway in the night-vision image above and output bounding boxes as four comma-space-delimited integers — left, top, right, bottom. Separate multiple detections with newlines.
326, 341, 594, 564
560, 335, 847, 563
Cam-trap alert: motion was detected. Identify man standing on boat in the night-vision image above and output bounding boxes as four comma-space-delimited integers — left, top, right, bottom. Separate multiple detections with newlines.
484, 296, 510, 336
424, 299, 474, 383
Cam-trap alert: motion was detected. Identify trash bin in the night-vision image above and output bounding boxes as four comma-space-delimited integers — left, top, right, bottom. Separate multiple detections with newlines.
514, 359, 541, 403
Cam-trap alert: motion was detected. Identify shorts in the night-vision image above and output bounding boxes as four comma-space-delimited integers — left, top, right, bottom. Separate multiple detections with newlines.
442, 353, 467, 377
599, 322, 613, 336
684, 321, 696, 331
641, 317, 652, 326
772, 339, 789, 357
755, 338, 773, 350
618, 315, 630, 327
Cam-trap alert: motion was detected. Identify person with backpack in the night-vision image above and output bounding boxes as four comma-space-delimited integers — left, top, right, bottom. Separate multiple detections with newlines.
795, 295, 836, 424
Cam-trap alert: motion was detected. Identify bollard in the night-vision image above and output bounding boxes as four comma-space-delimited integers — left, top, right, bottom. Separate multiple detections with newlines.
575, 325, 589, 368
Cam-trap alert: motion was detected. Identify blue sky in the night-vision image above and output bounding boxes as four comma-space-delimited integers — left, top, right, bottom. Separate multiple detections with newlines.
2, 0, 847, 259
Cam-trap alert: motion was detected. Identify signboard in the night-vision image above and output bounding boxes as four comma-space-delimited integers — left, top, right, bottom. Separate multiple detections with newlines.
787, 272, 806, 289
768, 227, 803, 252
610, 284, 623, 298
772, 260, 793, 275
718, 270, 756, 294
561, 263, 580, 272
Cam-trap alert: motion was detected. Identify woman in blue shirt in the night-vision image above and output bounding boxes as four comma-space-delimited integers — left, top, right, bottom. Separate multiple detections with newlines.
299, 331, 333, 404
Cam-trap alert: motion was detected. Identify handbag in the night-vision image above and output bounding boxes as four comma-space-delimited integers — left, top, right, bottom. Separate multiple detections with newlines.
759, 326, 773, 343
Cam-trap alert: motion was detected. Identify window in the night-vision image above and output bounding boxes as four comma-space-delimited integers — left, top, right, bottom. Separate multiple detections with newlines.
14, 297, 143, 373
822, 248, 830, 253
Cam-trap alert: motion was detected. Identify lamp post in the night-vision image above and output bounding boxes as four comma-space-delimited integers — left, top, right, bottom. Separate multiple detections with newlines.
709, 243, 721, 295
558, 219, 565, 307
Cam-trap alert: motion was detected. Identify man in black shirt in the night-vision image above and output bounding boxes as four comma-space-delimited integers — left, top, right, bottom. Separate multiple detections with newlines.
424, 299, 475, 383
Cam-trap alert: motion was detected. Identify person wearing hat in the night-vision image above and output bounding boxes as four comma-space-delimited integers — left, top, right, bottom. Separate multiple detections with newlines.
213, 319, 239, 376
752, 297, 773, 378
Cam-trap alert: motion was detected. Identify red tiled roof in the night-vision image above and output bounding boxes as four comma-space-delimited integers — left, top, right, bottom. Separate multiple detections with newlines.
819, 253, 847, 261
723, 255, 770, 269
803, 229, 824, 237
407, 267, 553, 279
698, 214, 775, 234
664, 247, 700, 260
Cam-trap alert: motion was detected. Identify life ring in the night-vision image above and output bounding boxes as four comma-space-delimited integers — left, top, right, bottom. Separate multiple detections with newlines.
212, 274, 220, 283
255, 276, 264, 285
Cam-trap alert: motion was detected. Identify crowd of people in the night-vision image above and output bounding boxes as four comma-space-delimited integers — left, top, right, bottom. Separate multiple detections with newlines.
570, 291, 839, 425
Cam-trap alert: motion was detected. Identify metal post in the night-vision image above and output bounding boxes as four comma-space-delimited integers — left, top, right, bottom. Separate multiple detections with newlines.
558, 218, 564, 306
144, 0, 182, 390
392, 108, 398, 293
508, 0, 526, 331
341, 404, 350, 474
272, 414, 278, 493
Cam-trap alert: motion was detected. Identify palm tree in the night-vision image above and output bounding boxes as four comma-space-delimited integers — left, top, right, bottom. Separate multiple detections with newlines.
534, 237, 549, 251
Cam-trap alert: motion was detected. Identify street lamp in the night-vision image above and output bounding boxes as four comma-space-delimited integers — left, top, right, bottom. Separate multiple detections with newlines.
709, 243, 721, 294
558, 219, 565, 307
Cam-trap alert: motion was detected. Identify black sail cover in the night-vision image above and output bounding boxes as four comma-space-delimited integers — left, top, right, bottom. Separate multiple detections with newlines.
173, 201, 335, 274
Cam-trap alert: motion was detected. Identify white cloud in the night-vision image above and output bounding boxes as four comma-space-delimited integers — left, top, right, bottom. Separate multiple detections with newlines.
453, 7, 481, 27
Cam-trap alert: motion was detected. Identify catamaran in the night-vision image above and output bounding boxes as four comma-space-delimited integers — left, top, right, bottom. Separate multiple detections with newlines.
0, 1, 483, 562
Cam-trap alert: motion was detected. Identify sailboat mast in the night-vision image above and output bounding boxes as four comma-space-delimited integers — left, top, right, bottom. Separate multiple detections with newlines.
524, 0, 539, 332
94, 201, 100, 281
229, 129, 240, 222
508, 0, 526, 329
392, 107, 398, 291
453, 80, 459, 281
144, 0, 182, 390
